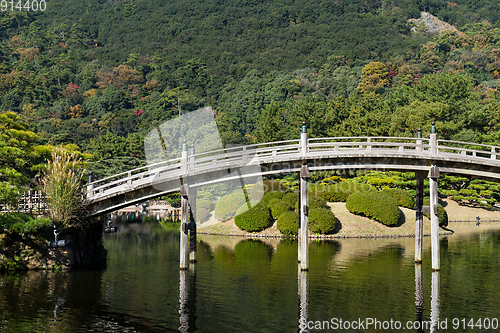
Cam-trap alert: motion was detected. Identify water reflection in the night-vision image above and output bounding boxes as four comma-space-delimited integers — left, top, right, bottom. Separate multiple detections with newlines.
414, 264, 424, 333
298, 268, 309, 333
431, 271, 440, 333
178, 266, 197, 332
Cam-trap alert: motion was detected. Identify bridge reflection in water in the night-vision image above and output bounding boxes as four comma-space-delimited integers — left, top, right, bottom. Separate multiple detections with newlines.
176, 253, 441, 332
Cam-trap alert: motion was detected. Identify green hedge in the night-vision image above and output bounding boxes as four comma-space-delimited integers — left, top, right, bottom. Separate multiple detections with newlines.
234, 202, 273, 232
276, 211, 299, 236
308, 208, 337, 234
312, 180, 373, 202
249, 180, 289, 201
235, 200, 260, 216
214, 192, 247, 221
282, 192, 298, 208
346, 191, 400, 226
260, 191, 284, 206
268, 198, 291, 220
294, 195, 327, 213
382, 188, 415, 209
423, 198, 448, 227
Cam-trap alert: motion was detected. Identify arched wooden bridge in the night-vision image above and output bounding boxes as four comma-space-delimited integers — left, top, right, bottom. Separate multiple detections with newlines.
84, 134, 500, 217
83, 125, 500, 271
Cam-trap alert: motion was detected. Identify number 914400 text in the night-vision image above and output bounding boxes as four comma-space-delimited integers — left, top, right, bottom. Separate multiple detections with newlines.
1, 0, 46, 11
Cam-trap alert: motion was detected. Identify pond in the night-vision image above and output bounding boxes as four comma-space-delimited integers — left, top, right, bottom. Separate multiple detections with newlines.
1, 218, 500, 332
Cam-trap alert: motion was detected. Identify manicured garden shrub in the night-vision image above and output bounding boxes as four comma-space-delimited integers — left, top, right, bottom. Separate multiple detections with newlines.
249, 180, 289, 201
308, 208, 337, 234
382, 188, 415, 209
268, 198, 291, 220
214, 191, 247, 221
260, 191, 284, 206
196, 199, 216, 222
277, 211, 299, 236
346, 191, 400, 226
423, 198, 448, 227
235, 200, 259, 216
294, 195, 327, 213
234, 202, 273, 232
314, 180, 372, 202
282, 192, 298, 208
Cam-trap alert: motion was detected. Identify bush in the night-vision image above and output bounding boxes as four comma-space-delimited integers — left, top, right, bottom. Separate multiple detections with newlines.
314, 180, 372, 202
282, 192, 298, 208
249, 180, 289, 201
294, 195, 327, 213
277, 211, 299, 236
382, 188, 415, 209
268, 198, 291, 220
308, 208, 337, 234
235, 200, 260, 216
234, 201, 273, 232
260, 191, 284, 206
196, 199, 216, 222
346, 191, 400, 226
0, 213, 51, 233
423, 198, 448, 227
214, 191, 247, 221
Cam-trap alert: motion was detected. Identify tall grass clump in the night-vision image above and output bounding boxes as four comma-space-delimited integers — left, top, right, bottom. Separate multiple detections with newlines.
41, 147, 86, 225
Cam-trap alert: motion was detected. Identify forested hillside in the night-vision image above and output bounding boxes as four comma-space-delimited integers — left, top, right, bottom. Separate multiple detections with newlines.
2, 0, 500, 180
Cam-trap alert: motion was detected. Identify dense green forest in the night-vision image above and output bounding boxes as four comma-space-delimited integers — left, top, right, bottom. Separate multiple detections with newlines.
3, 0, 500, 188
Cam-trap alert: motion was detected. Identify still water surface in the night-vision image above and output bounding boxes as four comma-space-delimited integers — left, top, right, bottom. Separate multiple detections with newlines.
1, 218, 500, 332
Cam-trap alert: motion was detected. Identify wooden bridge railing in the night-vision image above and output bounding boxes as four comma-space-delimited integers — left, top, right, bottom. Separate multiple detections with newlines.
82, 133, 500, 202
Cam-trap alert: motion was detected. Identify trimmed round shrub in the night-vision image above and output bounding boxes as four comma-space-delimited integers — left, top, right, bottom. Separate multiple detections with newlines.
260, 191, 284, 206
423, 198, 448, 227
282, 192, 298, 208
277, 211, 299, 236
382, 188, 415, 209
214, 192, 247, 221
346, 191, 400, 226
249, 180, 289, 201
315, 180, 373, 202
308, 208, 337, 234
294, 195, 327, 213
234, 202, 272, 232
269, 198, 291, 220
235, 200, 260, 216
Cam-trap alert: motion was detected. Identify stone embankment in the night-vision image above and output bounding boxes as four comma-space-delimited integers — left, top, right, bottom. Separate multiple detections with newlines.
0, 218, 107, 272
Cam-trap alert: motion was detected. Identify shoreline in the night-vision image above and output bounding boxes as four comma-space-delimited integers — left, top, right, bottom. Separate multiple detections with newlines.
197, 199, 500, 240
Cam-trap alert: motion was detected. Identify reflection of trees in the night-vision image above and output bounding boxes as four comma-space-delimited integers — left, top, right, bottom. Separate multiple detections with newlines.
0, 270, 104, 331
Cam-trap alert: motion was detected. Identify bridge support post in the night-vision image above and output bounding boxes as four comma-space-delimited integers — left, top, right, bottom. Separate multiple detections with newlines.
87, 172, 94, 199
415, 171, 425, 263
299, 165, 309, 271
180, 184, 189, 270
189, 187, 197, 263
430, 122, 437, 155
429, 166, 440, 271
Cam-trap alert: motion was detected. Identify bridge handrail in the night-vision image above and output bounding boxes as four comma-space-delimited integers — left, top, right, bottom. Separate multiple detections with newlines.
437, 139, 500, 149
88, 157, 182, 186
188, 139, 300, 159
308, 136, 430, 142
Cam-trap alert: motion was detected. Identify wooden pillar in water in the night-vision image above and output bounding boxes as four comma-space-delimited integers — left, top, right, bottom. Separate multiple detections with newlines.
180, 184, 189, 270
429, 165, 440, 271
299, 165, 309, 271
415, 169, 425, 263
